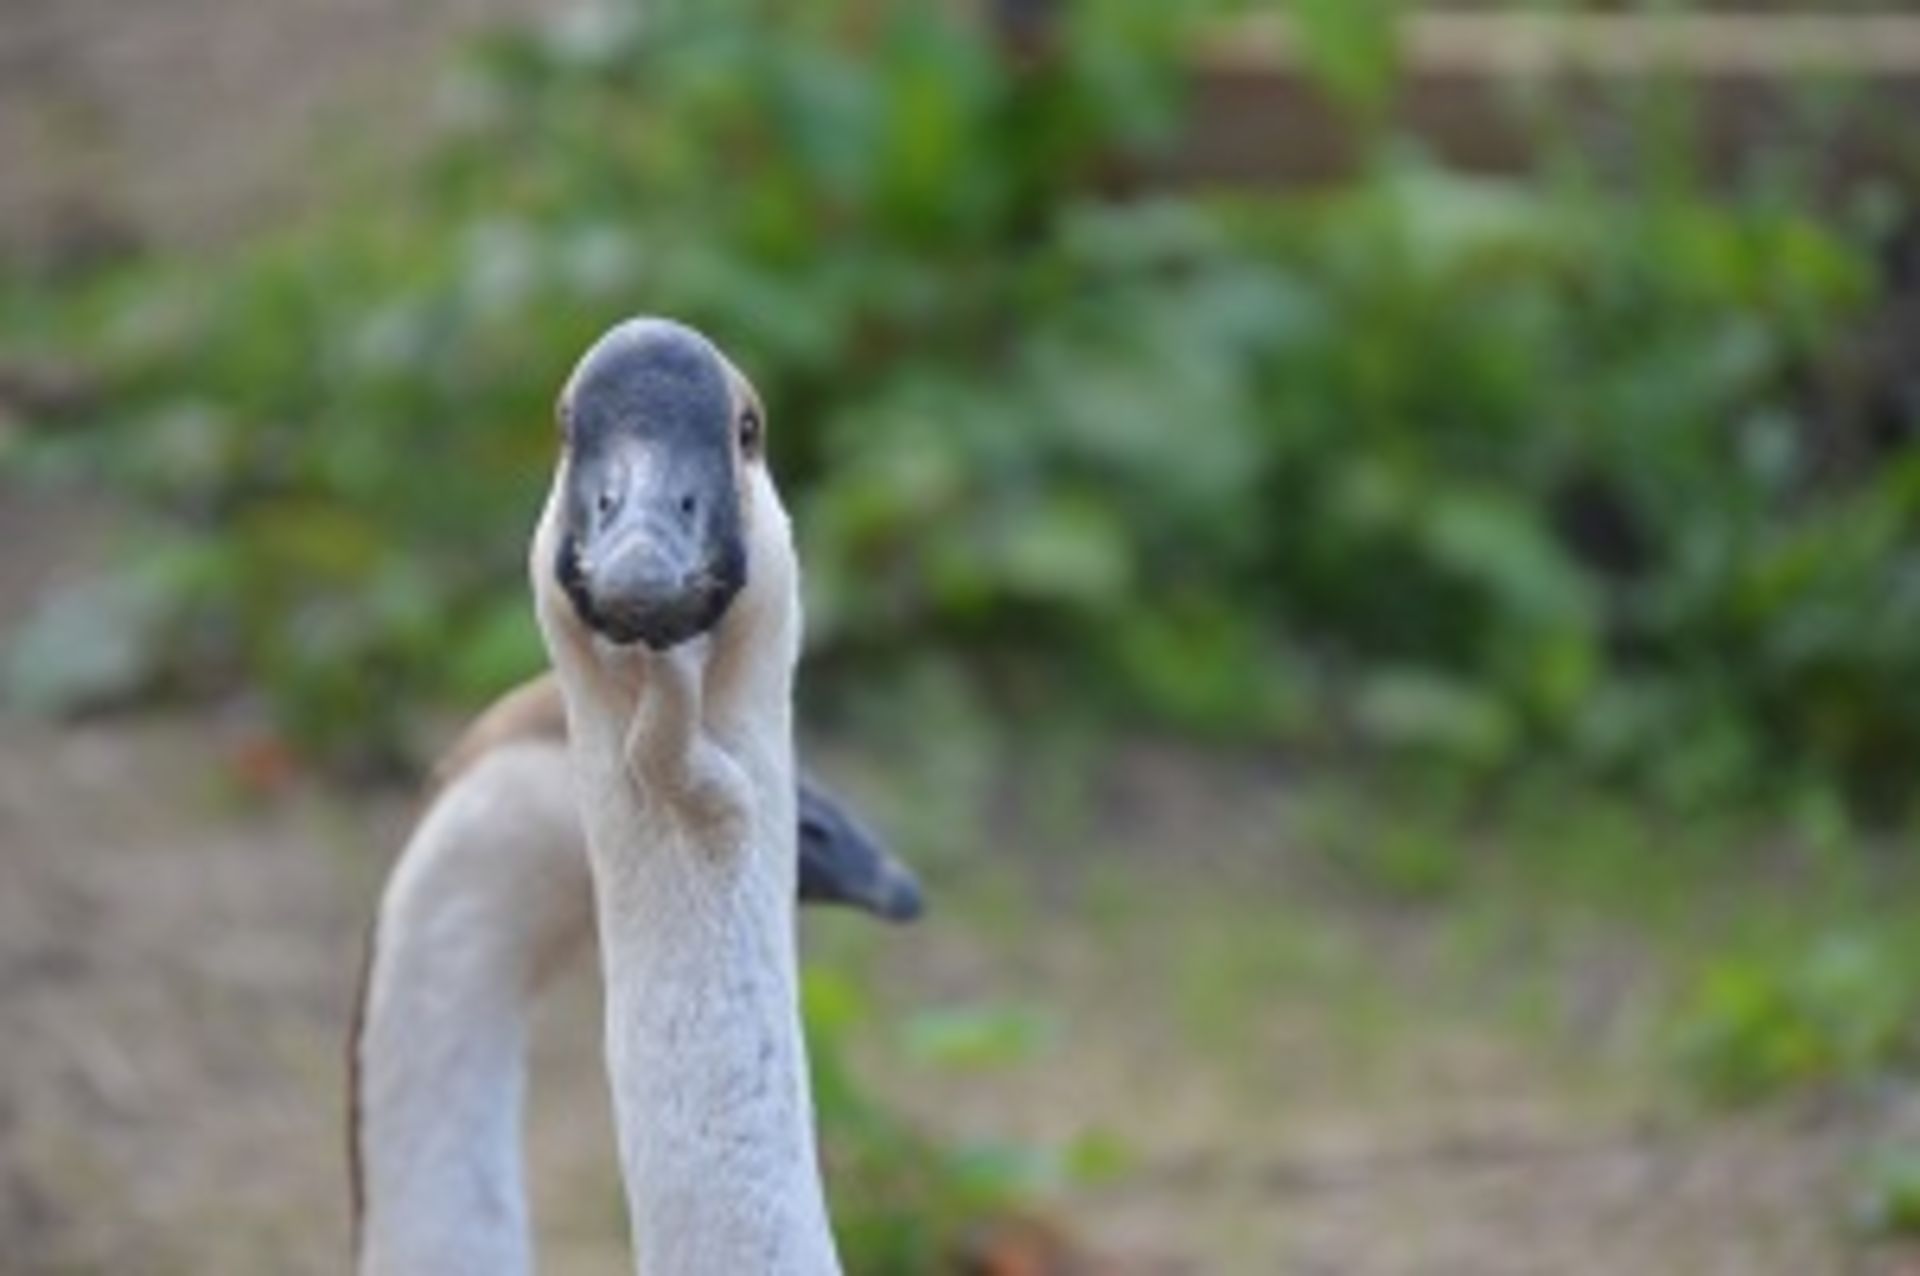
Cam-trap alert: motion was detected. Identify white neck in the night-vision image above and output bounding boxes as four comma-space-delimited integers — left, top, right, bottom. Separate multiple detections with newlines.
355, 743, 589, 1276
587, 732, 835, 1273
541, 479, 841, 1275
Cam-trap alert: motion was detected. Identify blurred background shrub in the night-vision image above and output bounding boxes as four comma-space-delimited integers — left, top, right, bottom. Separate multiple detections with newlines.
3, 0, 1916, 819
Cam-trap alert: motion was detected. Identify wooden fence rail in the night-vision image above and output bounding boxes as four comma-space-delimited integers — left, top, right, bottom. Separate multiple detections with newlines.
1146, 13, 1920, 188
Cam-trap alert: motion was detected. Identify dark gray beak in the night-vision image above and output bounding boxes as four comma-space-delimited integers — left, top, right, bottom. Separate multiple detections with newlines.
555, 321, 748, 650
797, 775, 924, 923
568, 464, 743, 650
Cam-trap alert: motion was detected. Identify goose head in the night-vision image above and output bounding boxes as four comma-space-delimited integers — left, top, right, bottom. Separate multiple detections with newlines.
545, 317, 773, 652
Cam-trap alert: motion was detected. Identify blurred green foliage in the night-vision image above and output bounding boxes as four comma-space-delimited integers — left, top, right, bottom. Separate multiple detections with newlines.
806, 971, 1120, 1271
1673, 933, 1920, 1106
1855, 1144, 1920, 1238
4, 0, 1916, 815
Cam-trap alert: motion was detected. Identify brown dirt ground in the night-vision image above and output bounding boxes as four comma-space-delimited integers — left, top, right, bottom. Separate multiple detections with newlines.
3, 646, 1919, 1275
0, 0, 557, 259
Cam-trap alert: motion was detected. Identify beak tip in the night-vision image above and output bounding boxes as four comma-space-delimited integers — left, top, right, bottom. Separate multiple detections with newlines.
879, 871, 926, 924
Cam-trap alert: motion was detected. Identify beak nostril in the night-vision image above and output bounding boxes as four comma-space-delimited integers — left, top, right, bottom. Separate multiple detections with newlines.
678, 493, 697, 519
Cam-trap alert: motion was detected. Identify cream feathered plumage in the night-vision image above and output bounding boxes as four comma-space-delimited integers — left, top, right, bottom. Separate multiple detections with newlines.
352, 319, 916, 1275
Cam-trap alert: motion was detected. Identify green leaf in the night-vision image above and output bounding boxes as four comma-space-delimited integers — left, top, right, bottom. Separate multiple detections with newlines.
901, 1004, 1059, 1070
1285, 0, 1406, 117
1354, 669, 1517, 767
5, 572, 173, 715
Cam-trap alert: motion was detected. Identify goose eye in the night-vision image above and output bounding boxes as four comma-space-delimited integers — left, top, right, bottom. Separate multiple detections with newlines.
738, 408, 762, 455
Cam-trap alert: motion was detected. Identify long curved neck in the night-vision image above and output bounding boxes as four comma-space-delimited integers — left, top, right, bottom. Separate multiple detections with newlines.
354, 744, 588, 1276
589, 736, 834, 1274
559, 532, 840, 1274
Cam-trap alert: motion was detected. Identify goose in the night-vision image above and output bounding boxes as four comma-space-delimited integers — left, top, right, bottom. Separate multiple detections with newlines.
528, 317, 848, 1272
351, 317, 914, 1273
351, 675, 918, 1275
